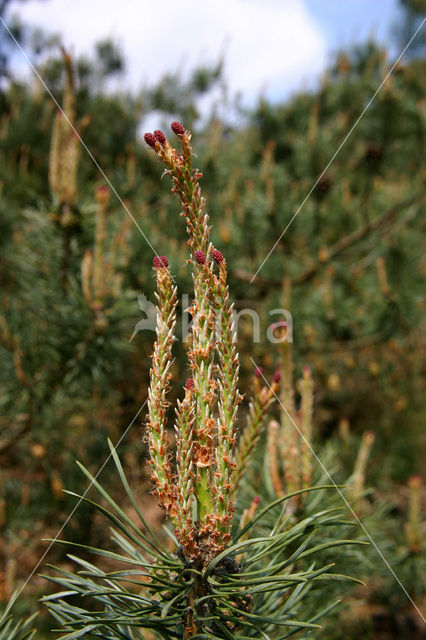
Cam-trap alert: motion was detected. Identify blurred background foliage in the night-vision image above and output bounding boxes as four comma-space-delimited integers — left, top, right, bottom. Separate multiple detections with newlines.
0, 0, 425, 637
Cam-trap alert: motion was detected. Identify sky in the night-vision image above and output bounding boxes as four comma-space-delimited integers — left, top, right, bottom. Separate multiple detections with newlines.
4, 0, 401, 121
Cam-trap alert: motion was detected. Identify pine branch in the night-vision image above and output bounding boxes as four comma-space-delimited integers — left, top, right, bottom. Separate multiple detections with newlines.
232, 191, 425, 287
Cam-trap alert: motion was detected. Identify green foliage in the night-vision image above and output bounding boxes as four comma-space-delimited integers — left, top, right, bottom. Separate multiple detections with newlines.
42, 444, 363, 639
0, 591, 36, 640
0, 18, 424, 640
203, 44, 425, 476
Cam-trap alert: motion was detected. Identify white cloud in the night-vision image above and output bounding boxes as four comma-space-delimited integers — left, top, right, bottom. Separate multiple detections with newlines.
10, 0, 327, 105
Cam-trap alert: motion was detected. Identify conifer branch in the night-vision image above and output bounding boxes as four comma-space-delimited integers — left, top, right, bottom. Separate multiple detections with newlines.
146, 256, 178, 519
